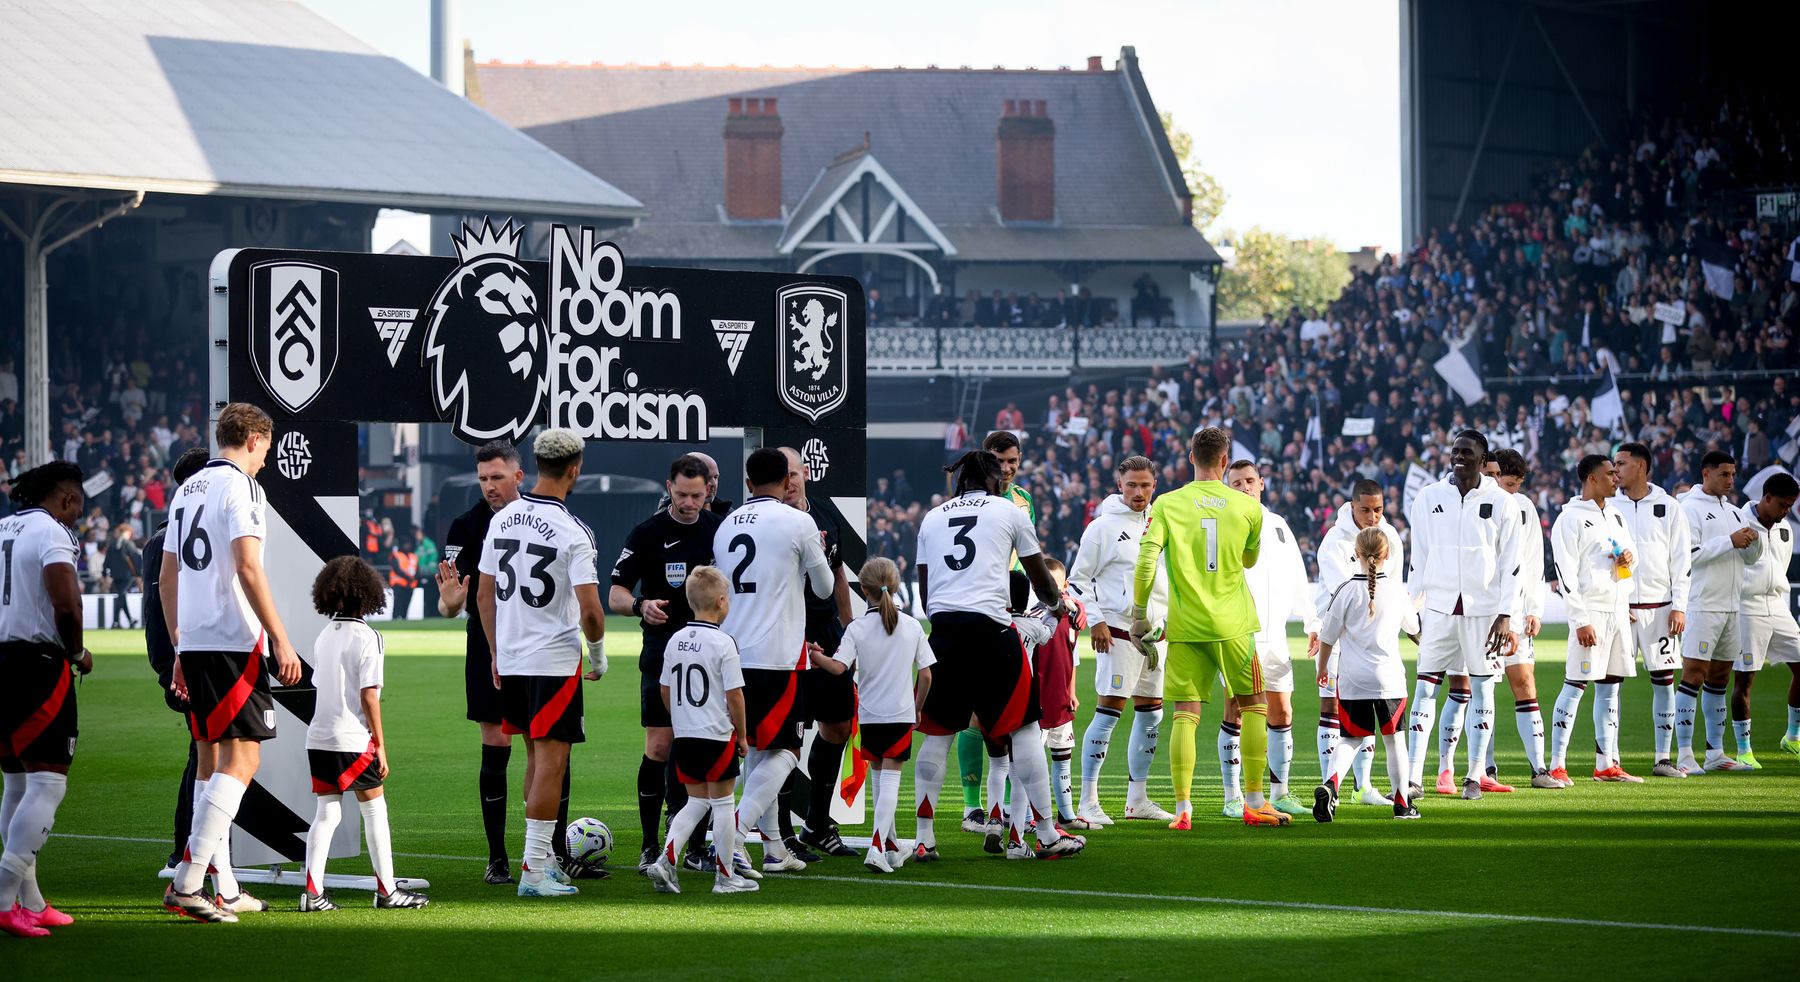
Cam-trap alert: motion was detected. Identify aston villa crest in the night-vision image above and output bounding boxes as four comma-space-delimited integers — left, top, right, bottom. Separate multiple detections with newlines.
776, 284, 847, 423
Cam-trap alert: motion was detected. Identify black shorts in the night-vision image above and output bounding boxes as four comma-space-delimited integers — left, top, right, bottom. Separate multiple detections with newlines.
802, 668, 856, 725
743, 668, 805, 751
465, 645, 503, 725
1338, 697, 1408, 739
858, 722, 914, 763
181, 647, 276, 744
0, 642, 79, 766
500, 675, 585, 744
921, 612, 1037, 739
309, 744, 383, 794
640, 637, 672, 729
672, 736, 741, 784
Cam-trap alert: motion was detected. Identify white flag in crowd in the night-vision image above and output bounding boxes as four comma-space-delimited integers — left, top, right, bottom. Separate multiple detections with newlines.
1434, 340, 1486, 406
1591, 367, 1624, 431
1402, 462, 1435, 516
1700, 237, 1736, 299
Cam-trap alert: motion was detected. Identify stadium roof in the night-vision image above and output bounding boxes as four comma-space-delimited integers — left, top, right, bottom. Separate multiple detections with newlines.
0, 0, 644, 220
472, 52, 1220, 264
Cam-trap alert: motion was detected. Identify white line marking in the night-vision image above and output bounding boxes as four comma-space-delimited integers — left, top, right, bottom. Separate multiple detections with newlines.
797, 874, 1800, 939
56, 832, 1800, 939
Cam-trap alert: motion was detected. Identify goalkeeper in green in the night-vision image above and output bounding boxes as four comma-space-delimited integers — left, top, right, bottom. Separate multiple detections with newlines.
1131, 426, 1289, 828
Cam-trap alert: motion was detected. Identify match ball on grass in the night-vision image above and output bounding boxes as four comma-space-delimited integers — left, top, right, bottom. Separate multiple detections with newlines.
566, 817, 613, 867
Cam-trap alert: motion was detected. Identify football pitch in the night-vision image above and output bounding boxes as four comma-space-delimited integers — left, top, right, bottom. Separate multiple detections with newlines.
12, 618, 1799, 979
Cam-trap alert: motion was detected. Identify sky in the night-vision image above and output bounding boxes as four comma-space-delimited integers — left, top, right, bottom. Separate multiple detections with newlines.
301, 0, 1401, 254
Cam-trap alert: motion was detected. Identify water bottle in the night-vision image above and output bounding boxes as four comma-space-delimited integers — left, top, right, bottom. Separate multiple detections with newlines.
1609, 538, 1632, 580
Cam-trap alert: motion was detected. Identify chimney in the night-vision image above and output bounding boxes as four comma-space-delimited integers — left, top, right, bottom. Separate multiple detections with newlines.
724, 97, 783, 220
996, 98, 1054, 222
1086, 55, 1103, 71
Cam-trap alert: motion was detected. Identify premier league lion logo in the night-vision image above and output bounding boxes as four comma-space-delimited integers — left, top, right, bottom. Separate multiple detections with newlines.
423, 218, 548, 442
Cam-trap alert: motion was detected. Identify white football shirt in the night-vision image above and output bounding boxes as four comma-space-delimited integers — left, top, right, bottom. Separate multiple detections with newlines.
714, 496, 833, 671
0, 509, 80, 645
170, 459, 266, 653
305, 617, 384, 752
479, 491, 599, 676
1318, 574, 1419, 701
832, 612, 935, 725
917, 490, 1041, 625
661, 621, 745, 741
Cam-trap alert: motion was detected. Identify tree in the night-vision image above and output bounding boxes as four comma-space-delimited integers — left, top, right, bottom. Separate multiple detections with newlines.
1216, 226, 1351, 321
1159, 111, 1227, 236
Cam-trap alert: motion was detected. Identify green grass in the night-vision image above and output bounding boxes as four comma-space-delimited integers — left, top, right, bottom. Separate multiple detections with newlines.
16, 618, 1800, 978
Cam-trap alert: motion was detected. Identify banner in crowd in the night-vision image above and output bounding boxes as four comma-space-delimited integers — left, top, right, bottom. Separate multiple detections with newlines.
211, 220, 869, 866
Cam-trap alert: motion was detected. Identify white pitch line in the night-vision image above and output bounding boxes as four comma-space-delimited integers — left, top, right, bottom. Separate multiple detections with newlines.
797, 874, 1800, 939
53, 832, 1800, 940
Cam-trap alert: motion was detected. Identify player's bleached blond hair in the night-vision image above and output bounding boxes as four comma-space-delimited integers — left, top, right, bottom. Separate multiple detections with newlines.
685, 565, 730, 618
533, 428, 583, 460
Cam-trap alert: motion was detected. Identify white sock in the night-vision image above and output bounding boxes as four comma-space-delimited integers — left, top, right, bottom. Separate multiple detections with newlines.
1407, 675, 1443, 785
1593, 682, 1618, 771
1701, 684, 1728, 754
986, 753, 1010, 820
1651, 676, 1677, 761
1674, 682, 1699, 758
1327, 735, 1356, 788
664, 797, 709, 864
1732, 717, 1753, 756
1007, 724, 1057, 846
1126, 777, 1148, 805
209, 813, 240, 898
1080, 708, 1120, 804
1382, 732, 1409, 803
1516, 701, 1546, 772
709, 796, 738, 875
735, 750, 796, 859
1352, 736, 1376, 791
1127, 705, 1162, 784
1267, 725, 1292, 799
1464, 676, 1496, 783
176, 774, 245, 895
872, 769, 901, 852
523, 818, 555, 877
1549, 681, 1585, 769
1, 771, 23, 837
1218, 723, 1242, 802
1438, 689, 1470, 776
304, 795, 341, 895
1050, 750, 1074, 819
358, 796, 395, 894
1316, 713, 1340, 786
912, 734, 950, 849
0, 772, 66, 907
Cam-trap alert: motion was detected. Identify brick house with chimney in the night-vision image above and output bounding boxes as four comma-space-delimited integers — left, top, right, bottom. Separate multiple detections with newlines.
472, 47, 1223, 330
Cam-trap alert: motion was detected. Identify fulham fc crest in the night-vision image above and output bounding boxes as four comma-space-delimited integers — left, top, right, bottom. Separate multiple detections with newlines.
250, 261, 339, 414
776, 284, 847, 423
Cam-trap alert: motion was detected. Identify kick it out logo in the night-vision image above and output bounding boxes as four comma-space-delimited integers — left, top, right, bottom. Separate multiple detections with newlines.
546, 225, 708, 442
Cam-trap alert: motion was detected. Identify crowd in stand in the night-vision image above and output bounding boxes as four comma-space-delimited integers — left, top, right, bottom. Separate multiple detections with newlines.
878, 96, 1800, 583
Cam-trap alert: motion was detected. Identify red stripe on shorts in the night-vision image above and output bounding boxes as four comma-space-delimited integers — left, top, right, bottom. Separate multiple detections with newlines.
706, 734, 738, 782
753, 672, 799, 748
985, 633, 1034, 738
529, 675, 580, 739
1383, 697, 1410, 736
10, 663, 70, 758
202, 642, 263, 743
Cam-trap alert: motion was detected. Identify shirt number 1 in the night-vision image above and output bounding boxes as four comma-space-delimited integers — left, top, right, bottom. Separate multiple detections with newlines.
1201, 517, 1219, 571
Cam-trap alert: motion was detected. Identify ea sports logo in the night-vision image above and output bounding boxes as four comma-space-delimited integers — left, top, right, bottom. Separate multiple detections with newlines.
423, 219, 548, 442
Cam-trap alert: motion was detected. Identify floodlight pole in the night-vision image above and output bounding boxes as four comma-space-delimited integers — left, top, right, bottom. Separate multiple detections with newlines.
0, 190, 144, 467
